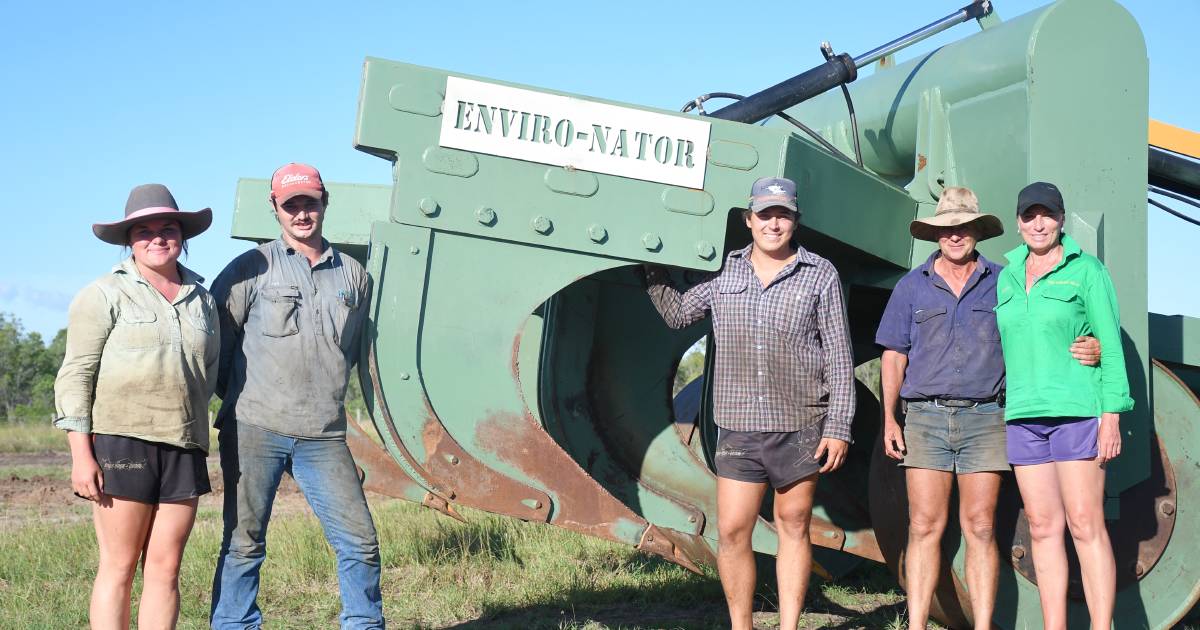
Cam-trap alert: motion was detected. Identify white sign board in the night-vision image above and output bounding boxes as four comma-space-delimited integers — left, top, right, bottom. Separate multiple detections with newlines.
439, 77, 711, 189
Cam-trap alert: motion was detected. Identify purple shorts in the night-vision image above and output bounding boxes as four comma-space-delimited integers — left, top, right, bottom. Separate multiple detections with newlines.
1006, 417, 1099, 465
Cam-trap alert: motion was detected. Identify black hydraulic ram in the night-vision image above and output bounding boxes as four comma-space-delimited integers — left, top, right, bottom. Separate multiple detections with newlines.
708, 1, 994, 124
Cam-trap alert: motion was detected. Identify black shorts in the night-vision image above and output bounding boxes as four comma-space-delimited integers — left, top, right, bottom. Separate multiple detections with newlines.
714, 422, 824, 488
91, 434, 210, 503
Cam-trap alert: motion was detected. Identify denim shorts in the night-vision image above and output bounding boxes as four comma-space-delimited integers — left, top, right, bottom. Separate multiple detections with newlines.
900, 401, 1009, 474
714, 421, 824, 488
1006, 416, 1098, 465
91, 433, 210, 503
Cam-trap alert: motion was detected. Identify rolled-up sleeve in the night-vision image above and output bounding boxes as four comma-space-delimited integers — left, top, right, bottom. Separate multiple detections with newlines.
53, 285, 114, 433
645, 266, 715, 329
1085, 265, 1134, 413
817, 274, 856, 441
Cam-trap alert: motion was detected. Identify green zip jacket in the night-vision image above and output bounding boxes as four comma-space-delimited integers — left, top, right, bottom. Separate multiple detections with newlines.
994, 234, 1134, 421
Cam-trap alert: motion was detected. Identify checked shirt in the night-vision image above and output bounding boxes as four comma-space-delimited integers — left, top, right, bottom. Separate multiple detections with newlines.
646, 244, 855, 441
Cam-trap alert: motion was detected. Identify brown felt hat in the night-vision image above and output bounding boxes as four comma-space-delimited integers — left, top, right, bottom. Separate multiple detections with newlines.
92, 184, 212, 245
909, 186, 1004, 242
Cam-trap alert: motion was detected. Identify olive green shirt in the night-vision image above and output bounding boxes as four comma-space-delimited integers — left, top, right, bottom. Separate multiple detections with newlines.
995, 234, 1134, 421
53, 258, 220, 451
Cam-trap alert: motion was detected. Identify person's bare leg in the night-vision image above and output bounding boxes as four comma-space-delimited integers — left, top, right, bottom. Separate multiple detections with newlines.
717, 477, 768, 630
137, 499, 199, 630
957, 472, 1002, 629
903, 468, 954, 630
91, 496, 154, 629
1056, 459, 1114, 630
1014, 463, 1068, 630
774, 474, 818, 630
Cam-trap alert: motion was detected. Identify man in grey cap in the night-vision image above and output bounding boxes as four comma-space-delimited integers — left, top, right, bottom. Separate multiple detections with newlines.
874, 186, 1099, 630
645, 176, 855, 630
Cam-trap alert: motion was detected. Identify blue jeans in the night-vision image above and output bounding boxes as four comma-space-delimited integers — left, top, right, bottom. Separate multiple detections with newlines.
210, 421, 384, 629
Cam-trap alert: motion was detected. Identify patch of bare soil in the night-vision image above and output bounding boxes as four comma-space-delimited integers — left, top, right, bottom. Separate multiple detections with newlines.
0, 452, 315, 527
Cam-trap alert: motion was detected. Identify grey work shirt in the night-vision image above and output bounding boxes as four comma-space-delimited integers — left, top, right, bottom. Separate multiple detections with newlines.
646, 244, 856, 440
211, 238, 369, 439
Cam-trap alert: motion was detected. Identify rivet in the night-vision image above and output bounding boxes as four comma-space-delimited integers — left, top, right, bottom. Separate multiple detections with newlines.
418, 197, 440, 216
646, 535, 655, 543
409, 246, 420, 255
696, 240, 716, 260
587, 223, 608, 243
399, 372, 410, 380
531, 215, 553, 234
1159, 501, 1175, 517
476, 206, 496, 225
1011, 545, 1026, 560
687, 515, 697, 523
642, 232, 662, 251
446, 454, 460, 465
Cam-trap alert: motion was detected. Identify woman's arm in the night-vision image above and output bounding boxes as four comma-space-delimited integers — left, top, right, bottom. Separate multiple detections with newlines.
1084, 263, 1134, 414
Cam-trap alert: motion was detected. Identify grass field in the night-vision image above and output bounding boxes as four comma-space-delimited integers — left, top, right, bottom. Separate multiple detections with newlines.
1, 422, 1194, 629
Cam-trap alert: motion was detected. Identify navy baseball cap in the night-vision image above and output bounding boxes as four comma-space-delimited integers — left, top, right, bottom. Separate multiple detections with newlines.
749, 177, 799, 214
1016, 181, 1066, 215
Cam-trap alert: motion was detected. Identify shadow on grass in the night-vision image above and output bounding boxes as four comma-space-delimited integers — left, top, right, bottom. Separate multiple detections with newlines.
440, 557, 908, 630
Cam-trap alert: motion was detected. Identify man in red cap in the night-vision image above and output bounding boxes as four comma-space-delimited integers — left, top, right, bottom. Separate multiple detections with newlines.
209, 164, 383, 629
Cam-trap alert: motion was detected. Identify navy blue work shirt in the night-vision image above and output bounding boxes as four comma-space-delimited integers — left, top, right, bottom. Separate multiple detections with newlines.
875, 252, 1005, 401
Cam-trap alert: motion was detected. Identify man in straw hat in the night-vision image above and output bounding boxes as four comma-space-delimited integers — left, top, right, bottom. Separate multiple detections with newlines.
874, 186, 1099, 629
209, 163, 382, 629
645, 176, 855, 630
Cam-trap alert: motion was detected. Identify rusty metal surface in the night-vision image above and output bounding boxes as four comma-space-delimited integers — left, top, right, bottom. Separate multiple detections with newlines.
1000, 436, 1178, 598
475, 409, 709, 569
367, 345, 552, 522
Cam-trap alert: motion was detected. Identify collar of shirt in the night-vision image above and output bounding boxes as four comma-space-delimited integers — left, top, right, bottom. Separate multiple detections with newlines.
1003, 233, 1083, 275
918, 250, 994, 297
111, 257, 204, 303
726, 242, 820, 277
277, 237, 335, 267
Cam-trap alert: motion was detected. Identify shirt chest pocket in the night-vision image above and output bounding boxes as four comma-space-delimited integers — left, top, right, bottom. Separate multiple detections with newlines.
912, 306, 948, 345
776, 291, 820, 335
260, 286, 301, 338
970, 299, 1000, 343
185, 299, 218, 358
331, 291, 362, 350
1039, 283, 1086, 331
714, 276, 749, 342
111, 305, 161, 351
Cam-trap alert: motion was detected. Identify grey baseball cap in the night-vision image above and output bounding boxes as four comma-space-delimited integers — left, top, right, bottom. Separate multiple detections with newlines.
1016, 181, 1066, 215
748, 177, 799, 214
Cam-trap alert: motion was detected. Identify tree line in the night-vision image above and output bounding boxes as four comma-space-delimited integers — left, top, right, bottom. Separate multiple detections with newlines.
0, 312, 66, 422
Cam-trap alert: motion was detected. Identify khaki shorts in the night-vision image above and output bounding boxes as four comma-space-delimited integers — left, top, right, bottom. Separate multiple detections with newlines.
714, 422, 824, 488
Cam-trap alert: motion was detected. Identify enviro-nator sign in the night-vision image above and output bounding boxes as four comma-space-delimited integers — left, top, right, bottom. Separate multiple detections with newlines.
439, 77, 711, 189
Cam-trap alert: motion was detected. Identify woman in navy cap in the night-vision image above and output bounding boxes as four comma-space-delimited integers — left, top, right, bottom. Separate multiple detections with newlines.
54, 184, 219, 628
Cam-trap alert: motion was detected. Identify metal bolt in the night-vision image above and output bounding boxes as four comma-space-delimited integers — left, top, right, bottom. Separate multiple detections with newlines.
399, 372, 410, 380
645, 534, 655, 543
695, 240, 716, 260
687, 515, 697, 523
531, 215, 553, 234
1160, 500, 1175, 517
587, 223, 607, 243
446, 454, 460, 465
418, 197, 440, 217
409, 246, 420, 255
475, 206, 496, 225
642, 232, 662, 251
1011, 545, 1026, 560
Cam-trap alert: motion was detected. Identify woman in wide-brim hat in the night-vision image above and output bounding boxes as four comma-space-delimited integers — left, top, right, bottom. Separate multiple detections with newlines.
54, 183, 220, 628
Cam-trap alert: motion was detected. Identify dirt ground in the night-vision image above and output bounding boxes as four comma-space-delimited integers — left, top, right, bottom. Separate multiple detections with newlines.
0, 452, 315, 527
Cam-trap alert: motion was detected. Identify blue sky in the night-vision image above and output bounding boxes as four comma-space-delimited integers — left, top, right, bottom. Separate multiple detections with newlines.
2, 0, 1197, 339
